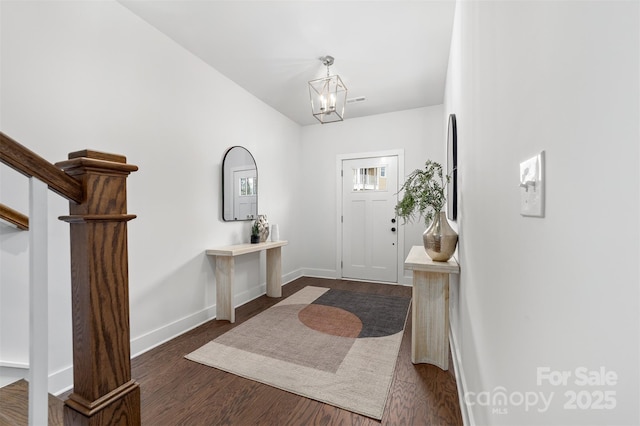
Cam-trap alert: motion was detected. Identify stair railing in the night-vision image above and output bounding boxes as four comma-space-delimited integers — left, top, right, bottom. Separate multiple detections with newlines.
0, 202, 29, 230
0, 132, 141, 425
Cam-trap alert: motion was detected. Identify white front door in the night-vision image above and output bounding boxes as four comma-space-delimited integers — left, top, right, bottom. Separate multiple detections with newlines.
233, 169, 257, 220
341, 156, 398, 282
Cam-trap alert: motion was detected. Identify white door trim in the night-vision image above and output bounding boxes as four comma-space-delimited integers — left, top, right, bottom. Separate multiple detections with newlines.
336, 149, 405, 284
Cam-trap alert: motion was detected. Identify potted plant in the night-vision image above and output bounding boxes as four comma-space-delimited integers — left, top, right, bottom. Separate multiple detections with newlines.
250, 220, 260, 244
395, 160, 458, 261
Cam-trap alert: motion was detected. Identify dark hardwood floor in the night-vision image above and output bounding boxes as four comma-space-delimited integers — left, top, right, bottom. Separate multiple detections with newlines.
0, 379, 64, 426
131, 276, 462, 425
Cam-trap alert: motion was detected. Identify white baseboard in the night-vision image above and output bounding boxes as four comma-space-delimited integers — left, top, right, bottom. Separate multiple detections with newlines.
282, 268, 304, 285
301, 268, 337, 279
302, 267, 412, 286
0, 364, 28, 388
233, 284, 265, 308
399, 271, 413, 286
0, 360, 29, 369
49, 364, 74, 395
450, 327, 474, 426
0, 360, 73, 395
130, 305, 217, 360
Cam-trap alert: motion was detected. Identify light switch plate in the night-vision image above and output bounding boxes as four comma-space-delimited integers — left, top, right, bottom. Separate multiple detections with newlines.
520, 151, 545, 217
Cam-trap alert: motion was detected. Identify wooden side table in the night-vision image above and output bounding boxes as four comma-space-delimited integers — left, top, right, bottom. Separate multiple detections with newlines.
206, 240, 288, 323
404, 245, 460, 370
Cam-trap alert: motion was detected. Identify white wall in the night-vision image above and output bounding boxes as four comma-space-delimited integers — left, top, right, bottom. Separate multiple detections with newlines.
300, 106, 444, 282
0, 167, 30, 373
0, 0, 302, 392
445, 1, 639, 424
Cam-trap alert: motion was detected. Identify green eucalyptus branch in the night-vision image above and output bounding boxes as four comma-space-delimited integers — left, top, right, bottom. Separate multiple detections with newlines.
395, 160, 452, 227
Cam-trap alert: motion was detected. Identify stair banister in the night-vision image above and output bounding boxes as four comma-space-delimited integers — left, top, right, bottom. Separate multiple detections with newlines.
0, 202, 29, 230
0, 133, 83, 203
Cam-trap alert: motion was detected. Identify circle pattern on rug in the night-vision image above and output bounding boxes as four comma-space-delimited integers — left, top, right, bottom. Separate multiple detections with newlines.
298, 304, 363, 338
308, 288, 411, 338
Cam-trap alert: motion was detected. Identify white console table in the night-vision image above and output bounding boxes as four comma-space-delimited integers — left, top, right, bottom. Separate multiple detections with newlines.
404, 245, 460, 370
206, 240, 288, 323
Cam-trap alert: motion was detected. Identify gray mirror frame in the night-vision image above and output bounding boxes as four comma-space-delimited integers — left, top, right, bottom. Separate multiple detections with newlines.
222, 146, 258, 221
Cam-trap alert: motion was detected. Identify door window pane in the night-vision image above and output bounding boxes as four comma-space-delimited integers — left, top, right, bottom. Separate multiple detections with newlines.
240, 177, 257, 196
352, 167, 387, 191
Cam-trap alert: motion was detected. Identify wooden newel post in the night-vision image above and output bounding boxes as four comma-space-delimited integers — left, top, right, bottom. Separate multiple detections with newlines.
56, 150, 141, 425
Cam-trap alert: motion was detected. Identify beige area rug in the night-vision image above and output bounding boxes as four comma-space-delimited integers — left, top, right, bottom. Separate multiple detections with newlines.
186, 286, 411, 420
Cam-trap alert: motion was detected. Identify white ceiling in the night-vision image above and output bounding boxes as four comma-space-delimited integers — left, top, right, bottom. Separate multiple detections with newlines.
119, 1, 456, 126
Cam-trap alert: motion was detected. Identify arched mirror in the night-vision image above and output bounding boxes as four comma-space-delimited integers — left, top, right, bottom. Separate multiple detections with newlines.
222, 146, 258, 221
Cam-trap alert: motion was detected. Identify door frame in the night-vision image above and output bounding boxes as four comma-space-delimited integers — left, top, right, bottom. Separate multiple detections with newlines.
229, 165, 257, 220
335, 149, 405, 284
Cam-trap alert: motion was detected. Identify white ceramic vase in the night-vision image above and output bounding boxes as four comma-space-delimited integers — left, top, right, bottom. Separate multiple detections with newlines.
257, 214, 270, 242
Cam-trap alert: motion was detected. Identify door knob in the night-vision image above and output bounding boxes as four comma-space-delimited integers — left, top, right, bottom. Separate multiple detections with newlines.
391, 218, 396, 223
391, 227, 396, 232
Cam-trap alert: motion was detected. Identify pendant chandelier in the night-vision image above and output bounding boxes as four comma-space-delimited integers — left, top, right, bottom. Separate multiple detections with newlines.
308, 55, 348, 124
